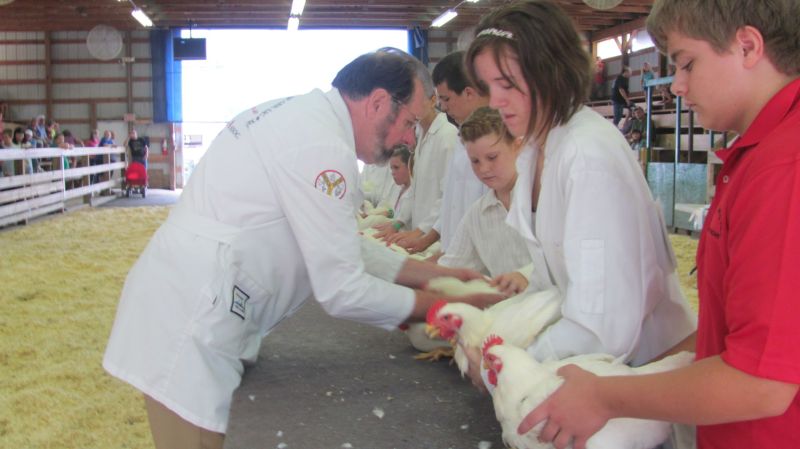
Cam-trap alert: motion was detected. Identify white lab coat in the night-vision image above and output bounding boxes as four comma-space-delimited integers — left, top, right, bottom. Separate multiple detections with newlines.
409, 112, 457, 232
509, 107, 696, 366
433, 139, 489, 251
103, 89, 415, 433
359, 162, 399, 207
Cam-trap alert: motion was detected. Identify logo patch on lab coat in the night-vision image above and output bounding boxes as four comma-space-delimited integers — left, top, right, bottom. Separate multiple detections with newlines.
230, 286, 249, 320
314, 169, 347, 199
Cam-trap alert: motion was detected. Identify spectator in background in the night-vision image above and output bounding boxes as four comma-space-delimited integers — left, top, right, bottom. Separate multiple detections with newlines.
54, 132, 74, 171
99, 130, 115, 147
12, 127, 26, 148
629, 129, 644, 154
658, 63, 676, 107
86, 129, 102, 183
45, 119, 59, 144
85, 129, 100, 147
621, 106, 654, 142
640, 61, 656, 90
612, 66, 633, 127
62, 129, 83, 147
592, 56, 606, 100
32, 115, 47, 147
1, 129, 13, 148
21, 129, 34, 149
125, 129, 148, 170
20, 128, 37, 173
55, 133, 73, 150
1, 129, 15, 176
28, 117, 43, 148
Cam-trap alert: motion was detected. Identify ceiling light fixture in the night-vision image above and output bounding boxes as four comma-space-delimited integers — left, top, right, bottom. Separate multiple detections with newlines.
431, 9, 458, 28
128, 1, 153, 27
287, 0, 306, 31
131, 8, 153, 27
290, 0, 306, 16
430, 0, 481, 28
288, 16, 300, 31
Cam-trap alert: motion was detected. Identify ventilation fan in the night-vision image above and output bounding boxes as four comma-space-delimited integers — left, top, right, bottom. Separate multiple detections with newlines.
583, 0, 624, 10
86, 24, 123, 61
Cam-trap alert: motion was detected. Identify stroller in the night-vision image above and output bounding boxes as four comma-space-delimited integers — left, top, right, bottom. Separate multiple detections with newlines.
124, 161, 148, 198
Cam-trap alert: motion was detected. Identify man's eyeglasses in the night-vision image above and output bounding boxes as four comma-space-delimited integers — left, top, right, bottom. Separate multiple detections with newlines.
392, 97, 421, 131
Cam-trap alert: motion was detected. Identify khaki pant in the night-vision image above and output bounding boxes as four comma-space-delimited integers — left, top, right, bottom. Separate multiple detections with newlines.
144, 395, 225, 449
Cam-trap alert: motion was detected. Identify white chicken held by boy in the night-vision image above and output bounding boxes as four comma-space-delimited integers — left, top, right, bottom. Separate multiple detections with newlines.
481, 335, 695, 449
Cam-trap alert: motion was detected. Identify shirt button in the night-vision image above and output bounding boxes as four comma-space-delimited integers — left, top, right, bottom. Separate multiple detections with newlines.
722, 175, 730, 183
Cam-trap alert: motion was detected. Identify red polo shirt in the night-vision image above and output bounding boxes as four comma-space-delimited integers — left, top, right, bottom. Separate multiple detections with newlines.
695, 77, 800, 449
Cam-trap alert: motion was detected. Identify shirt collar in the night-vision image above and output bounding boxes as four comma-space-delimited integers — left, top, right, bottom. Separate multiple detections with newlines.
716, 77, 800, 162
427, 111, 449, 136
479, 188, 505, 213
326, 88, 356, 152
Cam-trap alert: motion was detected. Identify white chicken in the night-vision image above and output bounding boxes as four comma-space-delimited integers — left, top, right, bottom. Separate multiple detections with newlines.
425, 285, 562, 377
361, 199, 392, 217
357, 213, 392, 231
481, 335, 695, 449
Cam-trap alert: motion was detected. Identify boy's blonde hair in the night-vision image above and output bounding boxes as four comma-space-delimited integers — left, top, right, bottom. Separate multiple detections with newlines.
647, 0, 800, 76
459, 106, 515, 145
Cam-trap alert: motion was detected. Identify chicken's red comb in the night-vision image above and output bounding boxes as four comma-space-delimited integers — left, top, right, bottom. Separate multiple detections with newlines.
426, 299, 448, 325
482, 334, 504, 356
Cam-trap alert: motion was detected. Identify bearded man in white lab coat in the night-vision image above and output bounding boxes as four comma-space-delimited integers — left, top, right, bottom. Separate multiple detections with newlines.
103, 51, 503, 449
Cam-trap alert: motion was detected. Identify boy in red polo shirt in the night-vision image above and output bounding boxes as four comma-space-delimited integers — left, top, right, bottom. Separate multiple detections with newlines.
516, 1, 800, 448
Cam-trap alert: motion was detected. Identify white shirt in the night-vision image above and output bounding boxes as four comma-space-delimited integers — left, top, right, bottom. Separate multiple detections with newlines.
103, 89, 414, 433
409, 112, 457, 232
439, 188, 532, 278
508, 107, 696, 366
390, 184, 413, 228
359, 162, 399, 207
433, 139, 490, 251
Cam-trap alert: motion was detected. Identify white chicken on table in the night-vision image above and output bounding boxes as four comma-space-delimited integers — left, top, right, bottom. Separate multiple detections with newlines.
425, 285, 562, 377
481, 335, 695, 449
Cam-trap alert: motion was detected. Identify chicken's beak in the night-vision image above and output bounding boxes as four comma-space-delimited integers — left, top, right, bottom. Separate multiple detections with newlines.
425, 324, 440, 339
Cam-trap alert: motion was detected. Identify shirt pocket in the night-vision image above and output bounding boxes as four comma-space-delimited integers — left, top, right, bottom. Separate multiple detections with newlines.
578, 239, 605, 314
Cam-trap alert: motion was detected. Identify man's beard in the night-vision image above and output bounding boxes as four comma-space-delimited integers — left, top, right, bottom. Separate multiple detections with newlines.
371, 108, 400, 165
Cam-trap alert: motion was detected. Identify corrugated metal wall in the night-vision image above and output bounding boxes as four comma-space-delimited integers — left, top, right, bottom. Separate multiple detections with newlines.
0, 29, 179, 189
0, 29, 153, 140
